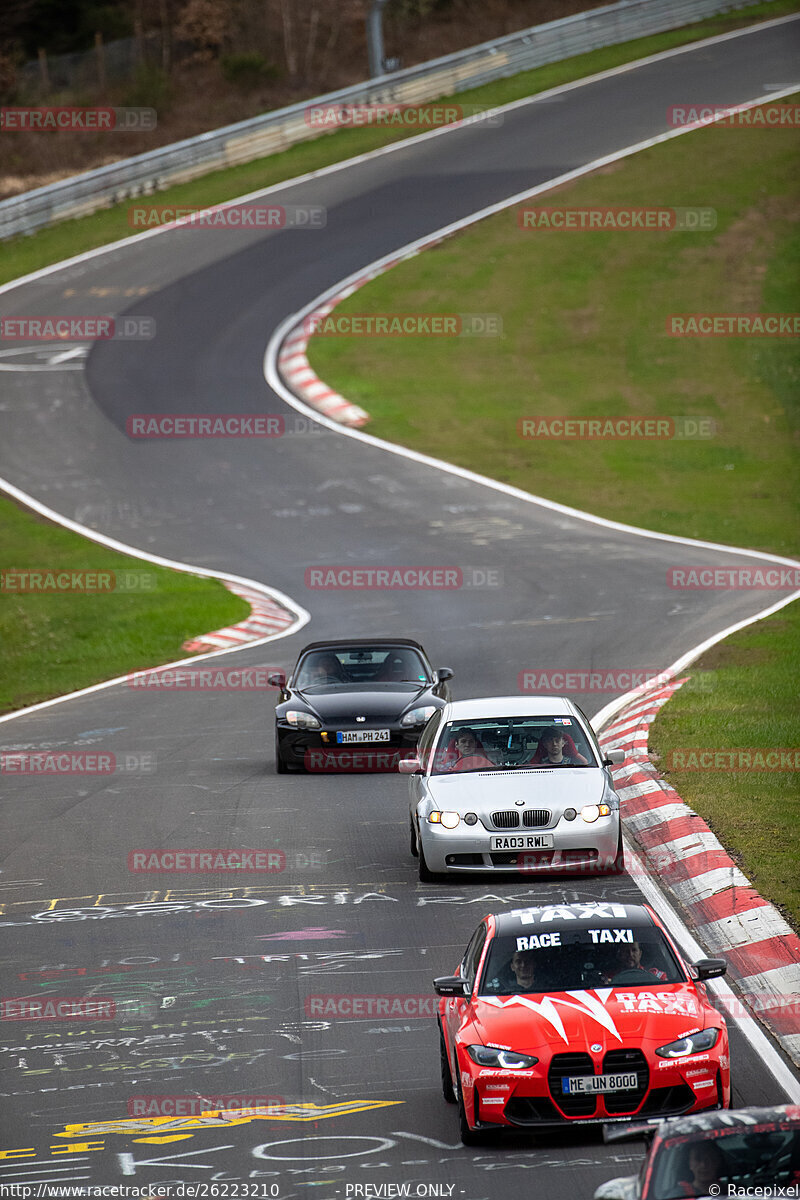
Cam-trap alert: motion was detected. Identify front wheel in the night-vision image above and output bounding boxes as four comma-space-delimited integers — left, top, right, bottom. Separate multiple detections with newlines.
410, 817, 419, 858
439, 1024, 455, 1104
610, 825, 625, 874
418, 834, 440, 883
454, 1058, 485, 1145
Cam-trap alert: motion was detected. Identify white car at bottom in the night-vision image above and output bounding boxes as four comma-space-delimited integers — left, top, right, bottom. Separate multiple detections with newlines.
400, 696, 625, 881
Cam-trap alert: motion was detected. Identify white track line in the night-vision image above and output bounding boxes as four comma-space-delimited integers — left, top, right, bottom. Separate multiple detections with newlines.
0, 477, 310, 727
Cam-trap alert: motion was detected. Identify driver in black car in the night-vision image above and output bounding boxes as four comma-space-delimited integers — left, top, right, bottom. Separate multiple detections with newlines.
305, 654, 345, 685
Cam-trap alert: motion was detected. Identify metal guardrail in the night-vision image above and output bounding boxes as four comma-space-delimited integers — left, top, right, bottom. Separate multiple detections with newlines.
0, 0, 759, 241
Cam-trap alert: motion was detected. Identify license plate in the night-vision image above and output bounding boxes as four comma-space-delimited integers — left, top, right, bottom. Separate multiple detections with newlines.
490, 834, 554, 850
336, 729, 391, 744
562, 1072, 638, 1095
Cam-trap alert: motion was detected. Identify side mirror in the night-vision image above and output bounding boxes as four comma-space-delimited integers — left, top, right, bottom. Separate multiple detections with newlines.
436, 667, 454, 682
692, 957, 727, 981
398, 755, 421, 774
267, 671, 287, 689
604, 749, 625, 765
433, 975, 471, 998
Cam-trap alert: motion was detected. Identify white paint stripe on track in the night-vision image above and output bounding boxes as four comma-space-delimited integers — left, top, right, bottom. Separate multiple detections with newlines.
700, 907, 795, 954
0, 477, 310, 726
669, 866, 752, 905
624, 802, 687, 830
737, 963, 800, 997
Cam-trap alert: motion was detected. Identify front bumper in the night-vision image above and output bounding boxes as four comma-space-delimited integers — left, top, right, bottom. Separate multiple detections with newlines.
418, 812, 620, 873
278, 727, 420, 772
459, 1048, 724, 1129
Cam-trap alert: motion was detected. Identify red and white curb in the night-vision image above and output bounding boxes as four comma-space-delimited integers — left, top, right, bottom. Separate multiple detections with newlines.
183, 581, 297, 652
277, 254, 421, 428
599, 680, 800, 1067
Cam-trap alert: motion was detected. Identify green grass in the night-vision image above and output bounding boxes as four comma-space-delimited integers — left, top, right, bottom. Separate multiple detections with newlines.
649, 605, 800, 929
2, 0, 797, 286
307, 103, 800, 556
0, 496, 249, 713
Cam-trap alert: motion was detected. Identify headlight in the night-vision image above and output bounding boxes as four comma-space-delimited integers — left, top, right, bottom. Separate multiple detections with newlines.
581, 803, 611, 823
400, 706, 437, 728
285, 710, 321, 730
466, 1046, 538, 1068
428, 811, 460, 829
656, 1028, 720, 1058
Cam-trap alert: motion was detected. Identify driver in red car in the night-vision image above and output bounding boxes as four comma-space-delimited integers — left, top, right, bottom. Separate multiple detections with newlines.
605, 940, 668, 983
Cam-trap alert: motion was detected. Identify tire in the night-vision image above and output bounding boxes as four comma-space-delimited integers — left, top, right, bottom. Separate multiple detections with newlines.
410, 817, 419, 858
454, 1057, 484, 1146
418, 834, 438, 883
439, 1024, 455, 1104
275, 731, 288, 774
606, 824, 625, 875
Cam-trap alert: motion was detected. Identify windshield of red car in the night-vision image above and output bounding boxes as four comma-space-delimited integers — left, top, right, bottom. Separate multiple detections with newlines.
431, 716, 598, 774
478, 928, 684, 994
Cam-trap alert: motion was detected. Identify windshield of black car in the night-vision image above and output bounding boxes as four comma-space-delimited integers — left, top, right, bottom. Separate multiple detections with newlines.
651, 1126, 800, 1198
431, 716, 598, 774
478, 928, 684, 994
295, 648, 430, 689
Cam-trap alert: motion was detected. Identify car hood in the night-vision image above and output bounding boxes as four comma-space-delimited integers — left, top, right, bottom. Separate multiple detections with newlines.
296, 684, 427, 721
470, 984, 708, 1052
428, 769, 608, 809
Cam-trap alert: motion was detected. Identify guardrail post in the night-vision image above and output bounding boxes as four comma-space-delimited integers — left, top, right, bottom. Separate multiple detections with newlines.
367, 0, 391, 79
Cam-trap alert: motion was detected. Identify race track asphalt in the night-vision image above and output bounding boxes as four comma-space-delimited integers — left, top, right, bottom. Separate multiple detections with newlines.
1, 16, 799, 1196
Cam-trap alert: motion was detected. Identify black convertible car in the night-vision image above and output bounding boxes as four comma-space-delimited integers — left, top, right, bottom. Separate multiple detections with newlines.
269, 639, 453, 773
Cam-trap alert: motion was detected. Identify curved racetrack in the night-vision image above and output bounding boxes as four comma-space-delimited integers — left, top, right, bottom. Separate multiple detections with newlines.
1, 18, 799, 1195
